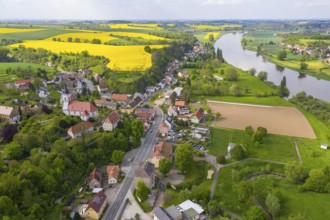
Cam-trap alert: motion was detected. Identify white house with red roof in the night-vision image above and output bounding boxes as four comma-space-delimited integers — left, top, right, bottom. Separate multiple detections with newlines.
61, 93, 98, 121
103, 112, 120, 131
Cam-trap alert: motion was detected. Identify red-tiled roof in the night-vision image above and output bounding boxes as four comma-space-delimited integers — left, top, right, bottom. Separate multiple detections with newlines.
104, 112, 120, 125
68, 121, 93, 135
107, 165, 120, 181
67, 101, 98, 113
111, 94, 129, 102
175, 101, 186, 107
152, 141, 172, 158
195, 108, 204, 120
15, 79, 32, 85
94, 99, 104, 106
87, 168, 101, 184
87, 191, 107, 213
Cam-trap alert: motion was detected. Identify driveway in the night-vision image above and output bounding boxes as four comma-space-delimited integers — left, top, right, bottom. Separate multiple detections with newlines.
121, 191, 152, 220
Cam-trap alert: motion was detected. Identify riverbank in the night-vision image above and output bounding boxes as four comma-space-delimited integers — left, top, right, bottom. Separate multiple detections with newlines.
241, 32, 330, 81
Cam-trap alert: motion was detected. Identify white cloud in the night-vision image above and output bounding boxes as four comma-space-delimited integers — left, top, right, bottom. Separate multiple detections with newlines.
295, 0, 330, 7
201, 0, 243, 5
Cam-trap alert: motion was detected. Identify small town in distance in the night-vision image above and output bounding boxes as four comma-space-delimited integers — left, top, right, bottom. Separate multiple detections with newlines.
1, 1, 330, 220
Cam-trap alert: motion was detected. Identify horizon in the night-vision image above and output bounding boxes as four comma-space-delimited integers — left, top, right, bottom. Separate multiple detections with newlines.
0, 0, 330, 20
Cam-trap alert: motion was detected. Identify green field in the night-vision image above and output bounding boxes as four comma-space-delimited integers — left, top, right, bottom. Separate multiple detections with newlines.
0, 62, 53, 83
210, 128, 297, 163
0, 29, 83, 40
206, 96, 293, 106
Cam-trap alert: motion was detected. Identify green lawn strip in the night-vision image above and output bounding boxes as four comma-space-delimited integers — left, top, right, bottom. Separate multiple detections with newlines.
252, 176, 330, 220
214, 160, 285, 215
0, 29, 83, 40
210, 128, 297, 163
206, 95, 293, 106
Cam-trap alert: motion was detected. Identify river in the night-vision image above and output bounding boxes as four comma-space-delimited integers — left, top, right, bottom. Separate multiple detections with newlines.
214, 33, 330, 102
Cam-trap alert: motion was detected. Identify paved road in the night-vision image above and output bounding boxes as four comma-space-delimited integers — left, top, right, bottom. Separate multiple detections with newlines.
102, 106, 164, 220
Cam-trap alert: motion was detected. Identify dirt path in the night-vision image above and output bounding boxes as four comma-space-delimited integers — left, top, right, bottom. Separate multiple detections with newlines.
207, 101, 316, 139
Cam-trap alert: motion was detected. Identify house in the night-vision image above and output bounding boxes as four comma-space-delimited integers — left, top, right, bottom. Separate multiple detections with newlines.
158, 81, 166, 89
321, 144, 328, 150
178, 200, 204, 220
80, 191, 107, 220
154, 207, 172, 220
37, 87, 49, 99
178, 70, 189, 79
134, 161, 155, 190
103, 111, 120, 131
14, 79, 32, 88
61, 93, 98, 121
111, 93, 130, 104
135, 108, 155, 121
191, 108, 205, 124
107, 165, 120, 185
94, 99, 117, 110
87, 168, 102, 189
178, 106, 189, 115
146, 86, 157, 93
164, 116, 173, 130
154, 206, 183, 220
172, 87, 183, 97
195, 126, 210, 135
129, 96, 143, 109
97, 83, 109, 93
175, 101, 186, 107
68, 121, 94, 139
0, 106, 19, 122
151, 142, 173, 168
159, 122, 170, 137
167, 105, 179, 117
165, 205, 183, 220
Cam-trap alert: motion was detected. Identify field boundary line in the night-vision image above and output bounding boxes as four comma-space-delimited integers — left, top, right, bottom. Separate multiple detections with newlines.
207, 100, 278, 108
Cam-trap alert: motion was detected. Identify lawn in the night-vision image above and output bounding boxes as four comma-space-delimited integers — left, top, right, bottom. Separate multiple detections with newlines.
12, 41, 165, 71
213, 160, 285, 215
0, 29, 82, 40
206, 96, 293, 106
0, 62, 54, 82
253, 176, 330, 220
209, 127, 297, 163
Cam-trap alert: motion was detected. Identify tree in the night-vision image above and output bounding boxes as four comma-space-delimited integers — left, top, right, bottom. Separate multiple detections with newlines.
216, 153, 226, 164
278, 76, 290, 98
231, 144, 248, 160
257, 71, 268, 81
144, 45, 151, 53
245, 126, 254, 136
230, 84, 242, 96
225, 68, 239, 81
215, 112, 221, 120
0, 48, 9, 62
234, 181, 254, 205
277, 50, 287, 60
300, 62, 308, 70
1, 123, 18, 143
207, 200, 222, 217
303, 169, 326, 192
245, 205, 266, 220
67, 37, 73, 42
131, 120, 144, 147
265, 193, 281, 217
159, 158, 171, 176
0, 196, 16, 216
4, 143, 23, 160
209, 34, 215, 42
135, 180, 150, 202
175, 143, 194, 172
111, 150, 125, 164
285, 161, 307, 184
249, 68, 257, 76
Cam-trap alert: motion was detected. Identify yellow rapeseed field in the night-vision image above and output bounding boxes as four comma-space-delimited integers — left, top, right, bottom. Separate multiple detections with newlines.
45, 32, 117, 43
189, 24, 242, 30
204, 32, 220, 40
109, 32, 167, 40
109, 23, 163, 30
0, 28, 43, 34
14, 41, 165, 71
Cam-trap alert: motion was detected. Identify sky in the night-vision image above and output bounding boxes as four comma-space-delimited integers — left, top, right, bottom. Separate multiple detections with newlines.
0, 0, 330, 20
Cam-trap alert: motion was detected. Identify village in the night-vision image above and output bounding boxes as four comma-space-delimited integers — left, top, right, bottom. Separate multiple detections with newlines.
0, 42, 215, 220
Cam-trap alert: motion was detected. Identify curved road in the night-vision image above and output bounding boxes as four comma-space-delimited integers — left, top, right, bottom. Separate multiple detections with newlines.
102, 105, 164, 220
